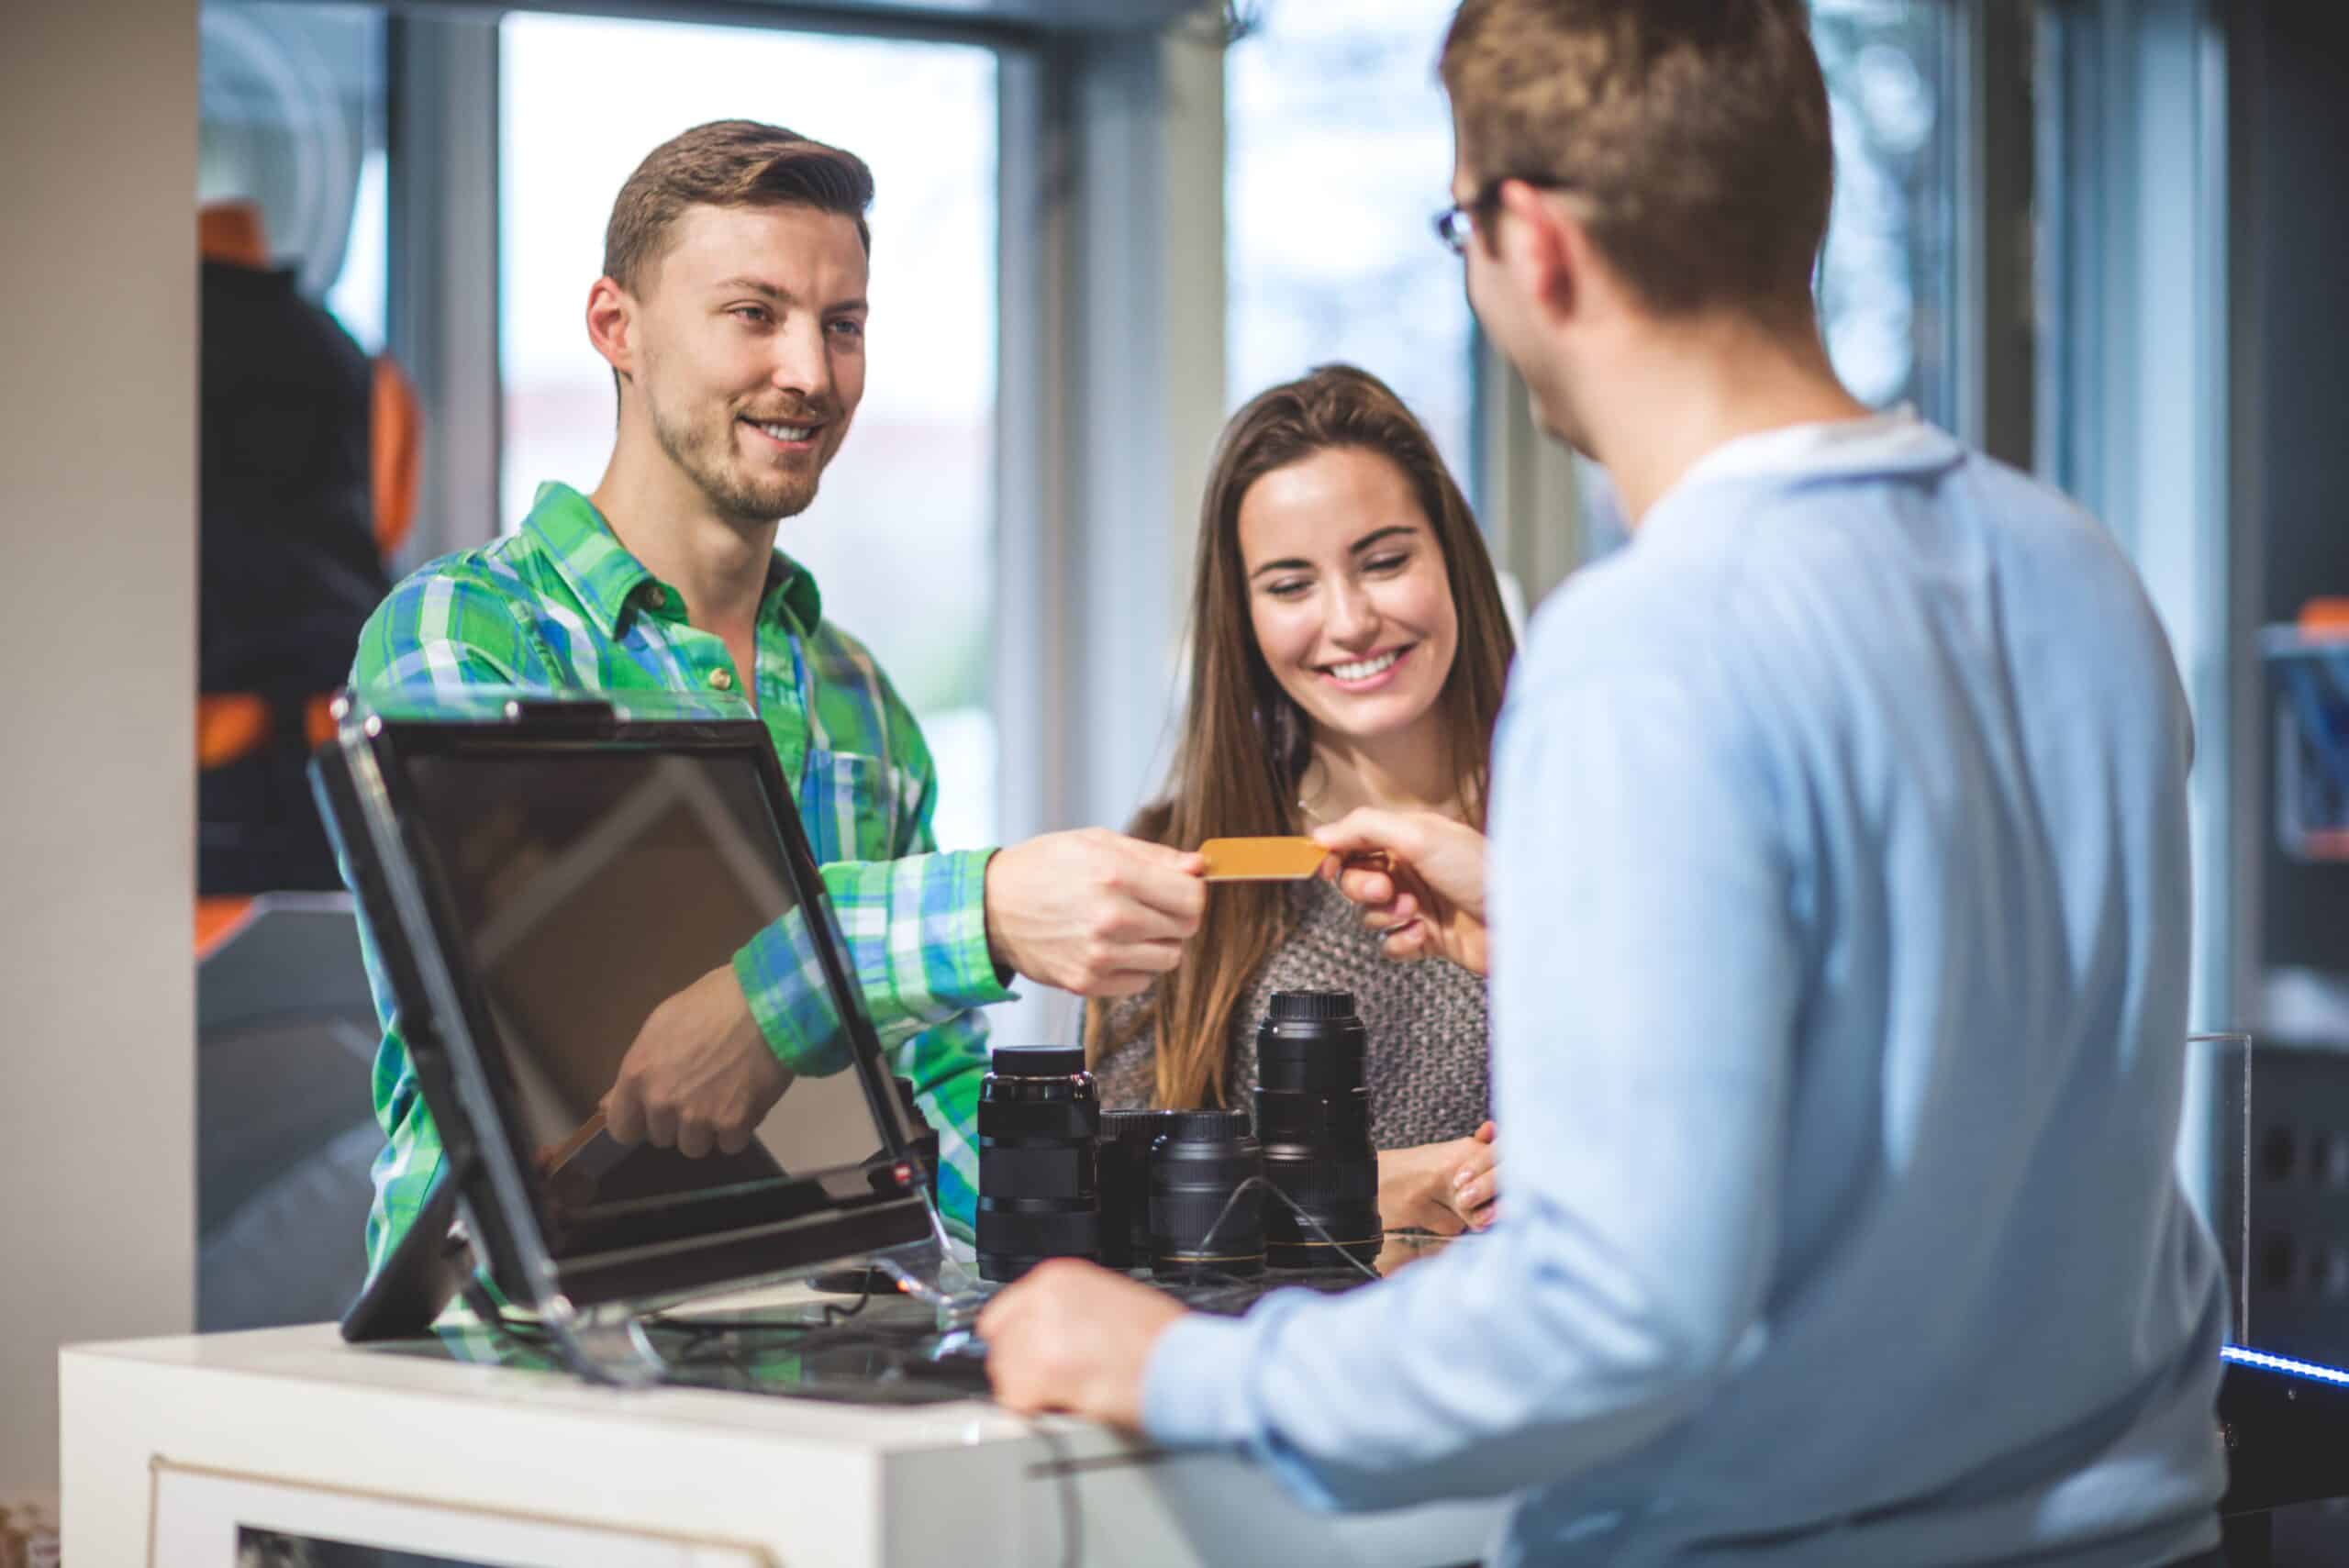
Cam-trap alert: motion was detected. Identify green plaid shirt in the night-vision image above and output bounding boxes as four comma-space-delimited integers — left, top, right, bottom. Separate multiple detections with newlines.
349, 482, 1007, 1273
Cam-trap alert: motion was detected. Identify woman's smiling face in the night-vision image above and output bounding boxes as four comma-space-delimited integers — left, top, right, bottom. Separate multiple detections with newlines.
1238, 445, 1461, 751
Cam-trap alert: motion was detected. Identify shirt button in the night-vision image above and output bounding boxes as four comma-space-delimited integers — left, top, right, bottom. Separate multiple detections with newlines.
709, 669, 735, 693
645, 585, 667, 610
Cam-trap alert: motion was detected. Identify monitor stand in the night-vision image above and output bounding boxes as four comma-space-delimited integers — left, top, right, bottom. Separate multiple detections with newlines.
339, 1162, 468, 1343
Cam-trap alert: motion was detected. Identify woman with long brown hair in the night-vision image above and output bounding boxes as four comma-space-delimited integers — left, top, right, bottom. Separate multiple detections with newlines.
1085, 364, 1516, 1234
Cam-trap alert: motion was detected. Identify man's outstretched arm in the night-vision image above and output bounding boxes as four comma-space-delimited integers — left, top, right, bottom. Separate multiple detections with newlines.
984, 659, 1799, 1509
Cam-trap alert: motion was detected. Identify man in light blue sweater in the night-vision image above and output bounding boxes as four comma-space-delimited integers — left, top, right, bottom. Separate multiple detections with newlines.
977, 3, 2230, 1562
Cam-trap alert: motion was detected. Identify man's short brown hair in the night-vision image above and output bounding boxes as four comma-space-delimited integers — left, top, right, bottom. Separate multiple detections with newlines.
603, 119, 874, 294
1441, 0, 1832, 320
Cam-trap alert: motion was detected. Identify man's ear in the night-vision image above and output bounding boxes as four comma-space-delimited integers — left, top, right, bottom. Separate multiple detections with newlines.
1491, 180, 1583, 324
585, 276, 636, 384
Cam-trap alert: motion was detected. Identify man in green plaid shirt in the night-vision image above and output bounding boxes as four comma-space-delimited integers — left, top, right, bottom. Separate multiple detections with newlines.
350, 119, 1206, 1274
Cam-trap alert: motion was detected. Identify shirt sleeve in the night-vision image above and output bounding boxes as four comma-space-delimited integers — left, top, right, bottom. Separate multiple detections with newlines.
353, 921, 435, 1275
352, 569, 552, 692
731, 849, 1008, 1065
730, 686, 1004, 1240
1141, 653, 1800, 1510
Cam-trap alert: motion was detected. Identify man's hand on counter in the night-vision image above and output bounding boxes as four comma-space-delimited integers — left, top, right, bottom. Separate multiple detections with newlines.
1315, 808, 1492, 976
977, 1259, 1186, 1429
602, 962, 790, 1157
983, 828, 1208, 996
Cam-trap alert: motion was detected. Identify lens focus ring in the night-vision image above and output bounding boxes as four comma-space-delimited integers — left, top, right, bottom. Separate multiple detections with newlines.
979, 1141, 1097, 1198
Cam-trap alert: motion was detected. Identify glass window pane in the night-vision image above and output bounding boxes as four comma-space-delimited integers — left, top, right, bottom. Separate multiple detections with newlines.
199, 1, 387, 350
498, 16, 1000, 850
1225, 1, 1475, 486
1812, 0, 1957, 421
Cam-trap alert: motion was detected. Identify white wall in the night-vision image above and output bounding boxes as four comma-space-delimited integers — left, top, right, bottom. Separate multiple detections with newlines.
0, 0, 198, 1507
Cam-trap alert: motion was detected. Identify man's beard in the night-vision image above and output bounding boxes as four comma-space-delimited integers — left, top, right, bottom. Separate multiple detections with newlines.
651, 395, 824, 527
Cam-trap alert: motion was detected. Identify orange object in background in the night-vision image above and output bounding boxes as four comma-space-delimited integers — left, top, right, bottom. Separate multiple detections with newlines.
196, 896, 256, 959
197, 198, 269, 268
195, 199, 416, 892
2299, 599, 2349, 638
202, 198, 425, 564
197, 693, 273, 770
305, 694, 341, 750
371, 356, 420, 559
198, 694, 345, 767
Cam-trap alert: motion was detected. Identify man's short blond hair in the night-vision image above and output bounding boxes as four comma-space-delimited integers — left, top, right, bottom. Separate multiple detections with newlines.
603, 119, 874, 295
1440, 0, 1833, 320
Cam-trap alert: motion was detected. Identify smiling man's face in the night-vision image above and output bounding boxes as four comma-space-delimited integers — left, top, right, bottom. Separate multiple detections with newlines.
625, 201, 869, 526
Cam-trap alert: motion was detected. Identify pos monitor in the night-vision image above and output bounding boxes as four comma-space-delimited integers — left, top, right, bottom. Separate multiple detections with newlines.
314, 691, 940, 1345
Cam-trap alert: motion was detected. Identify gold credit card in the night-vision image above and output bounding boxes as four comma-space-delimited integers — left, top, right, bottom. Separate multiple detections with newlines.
1199, 836, 1330, 883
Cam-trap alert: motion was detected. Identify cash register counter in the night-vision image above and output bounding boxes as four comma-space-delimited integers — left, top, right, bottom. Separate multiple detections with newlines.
61, 1257, 1506, 1568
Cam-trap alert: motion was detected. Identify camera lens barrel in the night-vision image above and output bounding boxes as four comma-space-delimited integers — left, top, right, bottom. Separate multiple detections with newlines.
1253, 990, 1383, 1270
1149, 1109, 1266, 1281
1097, 1108, 1170, 1270
975, 1045, 1101, 1282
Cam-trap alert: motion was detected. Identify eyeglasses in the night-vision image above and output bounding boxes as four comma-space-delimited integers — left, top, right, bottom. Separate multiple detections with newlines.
1432, 174, 1577, 256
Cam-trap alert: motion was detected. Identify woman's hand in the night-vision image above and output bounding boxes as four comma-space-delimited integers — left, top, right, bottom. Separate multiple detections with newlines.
1313, 808, 1491, 975
1377, 1120, 1498, 1235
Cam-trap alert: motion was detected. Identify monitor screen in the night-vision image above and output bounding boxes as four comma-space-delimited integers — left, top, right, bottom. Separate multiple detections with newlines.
389, 735, 920, 1284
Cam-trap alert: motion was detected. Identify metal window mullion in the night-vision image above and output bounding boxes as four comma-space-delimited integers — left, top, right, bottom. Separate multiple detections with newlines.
996, 30, 1230, 826
2032, 0, 2105, 499
988, 20, 1227, 1049
2186, 0, 2233, 1036
2223, 0, 2264, 1038
994, 40, 1068, 848
1057, 23, 1225, 837
1981, 0, 2037, 467
2050, 0, 2234, 1032
386, 9, 502, 562
1475, 337, 1583, 616
1952, 0, 2035, 465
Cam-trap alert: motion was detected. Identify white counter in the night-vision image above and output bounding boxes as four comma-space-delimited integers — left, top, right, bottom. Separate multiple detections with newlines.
61, 1316, 1506, 1567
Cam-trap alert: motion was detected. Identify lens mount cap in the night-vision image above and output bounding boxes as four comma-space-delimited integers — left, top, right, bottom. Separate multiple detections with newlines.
990, 1044, 1087, 1077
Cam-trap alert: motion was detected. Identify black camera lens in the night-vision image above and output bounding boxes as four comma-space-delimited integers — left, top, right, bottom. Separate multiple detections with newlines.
1253, 990, 1382, 1270
1150, 1109, 1266, 1282
1097, 1108, 1169, 1271
975, 1045, 1101, 1283
892, 1076, 941, 1205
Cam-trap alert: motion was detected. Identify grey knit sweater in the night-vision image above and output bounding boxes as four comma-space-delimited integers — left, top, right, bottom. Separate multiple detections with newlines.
1090, 877, 1490, 1150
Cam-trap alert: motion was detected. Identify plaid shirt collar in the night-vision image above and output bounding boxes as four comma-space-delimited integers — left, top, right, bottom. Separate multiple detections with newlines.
521, 481, 826, 640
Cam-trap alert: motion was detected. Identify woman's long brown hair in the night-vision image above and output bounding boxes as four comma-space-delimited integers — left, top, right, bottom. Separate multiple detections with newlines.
1085, 364, 1518, 1109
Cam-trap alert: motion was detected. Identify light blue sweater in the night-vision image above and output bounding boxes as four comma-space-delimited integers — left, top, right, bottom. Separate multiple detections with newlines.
1144, 420, 2229, 1567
